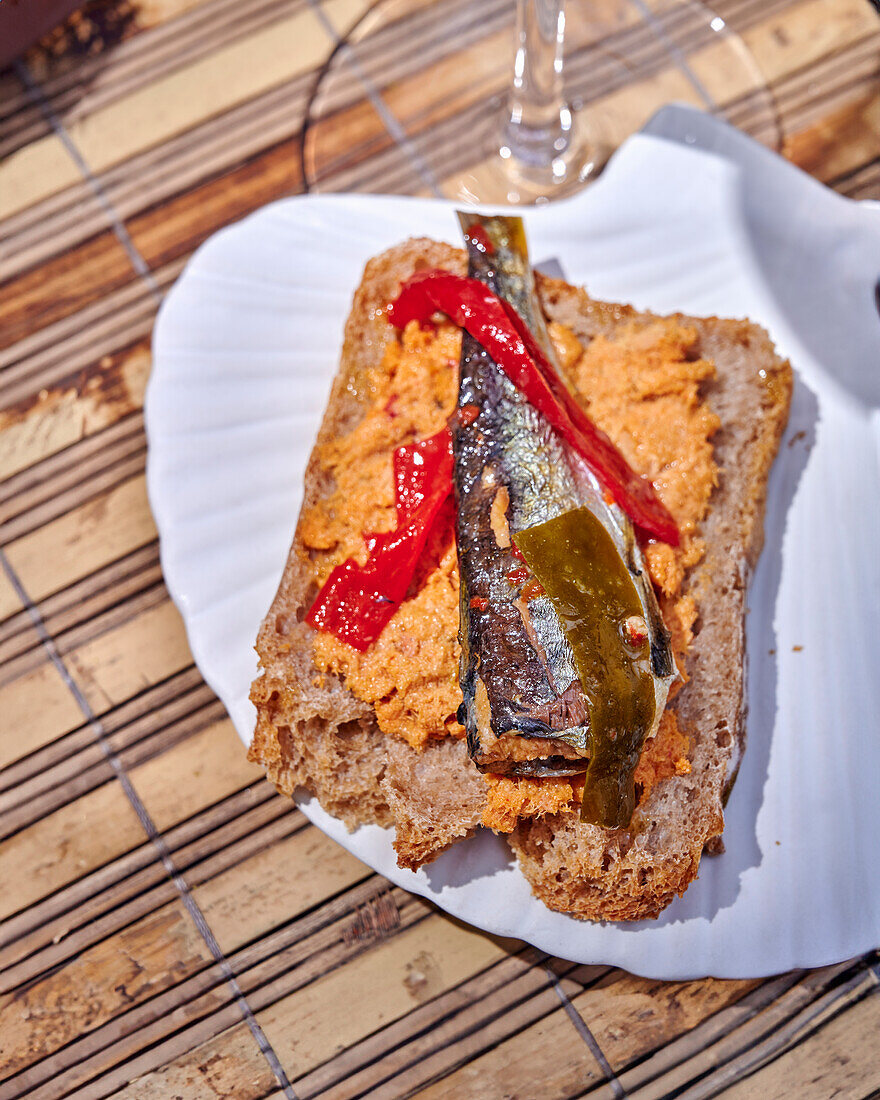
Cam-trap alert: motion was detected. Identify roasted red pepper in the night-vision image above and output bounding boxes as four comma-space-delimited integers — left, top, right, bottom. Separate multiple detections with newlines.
388, 269, 679, 545
391, 427, 452, 526
306, 428, 453, 650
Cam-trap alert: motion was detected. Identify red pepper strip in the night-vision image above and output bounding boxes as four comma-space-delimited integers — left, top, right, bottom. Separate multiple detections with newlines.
306, 428, 453, 650
388, 270, 679, 546
392, 428, 452, 526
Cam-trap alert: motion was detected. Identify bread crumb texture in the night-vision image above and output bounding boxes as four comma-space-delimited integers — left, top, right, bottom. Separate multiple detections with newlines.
298, 314, 718, 816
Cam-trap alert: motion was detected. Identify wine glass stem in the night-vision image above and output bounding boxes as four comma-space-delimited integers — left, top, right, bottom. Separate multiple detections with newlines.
502, 0, 572, 171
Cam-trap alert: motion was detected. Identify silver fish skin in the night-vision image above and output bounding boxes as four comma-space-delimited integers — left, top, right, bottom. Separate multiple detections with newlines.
452, 212, 675, 785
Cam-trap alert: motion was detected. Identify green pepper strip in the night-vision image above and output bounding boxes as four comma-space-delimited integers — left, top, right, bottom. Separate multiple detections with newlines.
515, 506, 656, 828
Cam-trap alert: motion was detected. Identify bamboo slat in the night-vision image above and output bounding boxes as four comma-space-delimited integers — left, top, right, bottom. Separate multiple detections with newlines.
1, 0, 878, 1096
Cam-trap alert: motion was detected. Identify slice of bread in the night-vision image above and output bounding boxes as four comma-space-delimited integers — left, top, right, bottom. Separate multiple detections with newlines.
248, 238, 792, 914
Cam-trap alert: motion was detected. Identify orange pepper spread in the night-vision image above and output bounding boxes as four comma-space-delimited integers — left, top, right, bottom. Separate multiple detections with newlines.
300, 314, 719, 827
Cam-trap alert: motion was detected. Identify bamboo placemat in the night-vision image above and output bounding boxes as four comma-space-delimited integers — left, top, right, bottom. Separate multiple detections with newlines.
1, 0, 879, 1096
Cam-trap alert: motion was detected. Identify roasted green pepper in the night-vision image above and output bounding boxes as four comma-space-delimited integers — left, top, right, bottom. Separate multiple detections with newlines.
515, 506, 657, 828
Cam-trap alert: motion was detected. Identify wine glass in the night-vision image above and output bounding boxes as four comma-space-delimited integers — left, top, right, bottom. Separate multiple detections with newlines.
493, 0, 611, 201
303, 0, 780, 204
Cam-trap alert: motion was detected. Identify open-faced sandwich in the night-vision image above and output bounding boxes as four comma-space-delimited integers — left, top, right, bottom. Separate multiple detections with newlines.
248, 214, 791, 921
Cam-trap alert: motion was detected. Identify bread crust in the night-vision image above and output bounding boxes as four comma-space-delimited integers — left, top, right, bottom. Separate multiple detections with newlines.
249, 239, 792, 913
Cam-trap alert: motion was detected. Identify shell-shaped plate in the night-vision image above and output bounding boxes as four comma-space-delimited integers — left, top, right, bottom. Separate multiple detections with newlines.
148, 108, 880, 978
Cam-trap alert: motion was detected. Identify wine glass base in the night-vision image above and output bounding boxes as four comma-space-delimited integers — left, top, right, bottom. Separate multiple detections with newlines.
448, 118, 613, 205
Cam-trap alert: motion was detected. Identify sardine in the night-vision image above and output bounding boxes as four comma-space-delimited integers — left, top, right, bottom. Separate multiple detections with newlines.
452, 213, 676, 828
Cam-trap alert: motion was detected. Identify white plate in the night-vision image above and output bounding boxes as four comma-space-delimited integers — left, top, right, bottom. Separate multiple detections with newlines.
147, 107, 880, 979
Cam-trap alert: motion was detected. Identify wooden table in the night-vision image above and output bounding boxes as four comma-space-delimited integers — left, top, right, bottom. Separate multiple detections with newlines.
1, 0, 879, 1096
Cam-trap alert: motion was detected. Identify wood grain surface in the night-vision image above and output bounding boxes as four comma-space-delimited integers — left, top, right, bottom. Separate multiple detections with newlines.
1, 0, 878, 1097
